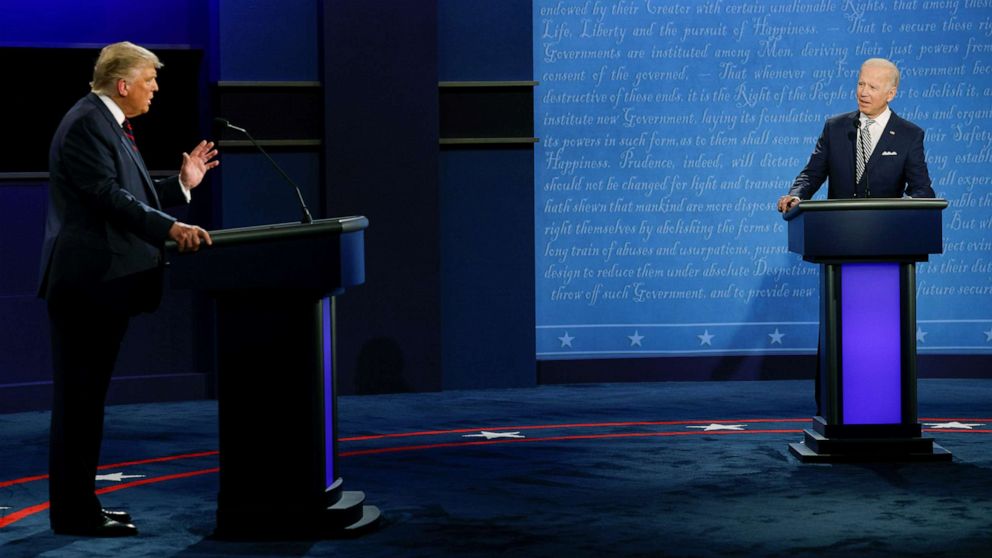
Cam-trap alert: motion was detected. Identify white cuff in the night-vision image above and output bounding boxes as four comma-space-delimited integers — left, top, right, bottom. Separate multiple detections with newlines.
178, 178, 192, 202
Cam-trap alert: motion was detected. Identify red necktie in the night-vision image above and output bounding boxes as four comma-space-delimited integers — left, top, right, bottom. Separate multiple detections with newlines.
123, 119, 138, 151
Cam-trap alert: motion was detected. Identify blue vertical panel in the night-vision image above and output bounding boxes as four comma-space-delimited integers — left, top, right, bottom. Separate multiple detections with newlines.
440, 147, 536, 389
219, 152, 321, 228
0, 0, 202, 46
438, 0, 532, 80
322, 297, 335, 485
841, 263, 902, 425
217, 0, 319, 81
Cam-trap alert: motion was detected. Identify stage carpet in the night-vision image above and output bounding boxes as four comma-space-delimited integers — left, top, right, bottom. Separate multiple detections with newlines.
1, 379, 990, 557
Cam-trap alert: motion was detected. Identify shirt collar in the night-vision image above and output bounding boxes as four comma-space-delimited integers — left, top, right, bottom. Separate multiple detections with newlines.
96, 93, 127, 126
860, 107, 891, 129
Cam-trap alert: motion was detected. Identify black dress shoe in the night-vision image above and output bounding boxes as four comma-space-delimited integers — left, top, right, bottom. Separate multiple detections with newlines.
53, 515, 138, 537
102, 508, 132, 523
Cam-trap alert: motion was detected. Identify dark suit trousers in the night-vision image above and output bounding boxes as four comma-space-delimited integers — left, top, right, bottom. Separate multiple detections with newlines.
47, 287, 130, 528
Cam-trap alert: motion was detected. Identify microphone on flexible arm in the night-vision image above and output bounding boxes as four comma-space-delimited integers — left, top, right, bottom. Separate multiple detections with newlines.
214, 118, 314, 224
853, 118, 871, 199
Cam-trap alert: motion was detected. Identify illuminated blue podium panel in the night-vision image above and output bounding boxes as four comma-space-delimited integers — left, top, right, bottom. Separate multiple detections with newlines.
784, 199, 952, 462
168, 216, 380, 537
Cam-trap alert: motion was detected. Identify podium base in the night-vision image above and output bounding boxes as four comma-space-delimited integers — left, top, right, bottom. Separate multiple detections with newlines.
214, 489, 382, 540
788, 417, 953, 463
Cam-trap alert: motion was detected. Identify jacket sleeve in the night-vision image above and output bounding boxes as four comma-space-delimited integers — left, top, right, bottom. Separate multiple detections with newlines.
903, 128, 935, 198
60, 115, 176, 243
788, 121, 830, 200
154, 176, 191, 209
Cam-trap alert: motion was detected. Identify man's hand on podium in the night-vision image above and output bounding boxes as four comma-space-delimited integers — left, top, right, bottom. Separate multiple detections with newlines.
169, 221, 212, 252
777, 195, 801, 213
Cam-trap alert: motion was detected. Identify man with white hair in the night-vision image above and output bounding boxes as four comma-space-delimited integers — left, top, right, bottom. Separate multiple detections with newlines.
778, 57, 935, 210
39, 41, 217, 536
775, 58, 936, 416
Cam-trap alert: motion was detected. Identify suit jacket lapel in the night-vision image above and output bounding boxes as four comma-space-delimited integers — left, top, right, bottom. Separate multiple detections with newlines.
88, 94, 162, 209
870, 111, 900, 165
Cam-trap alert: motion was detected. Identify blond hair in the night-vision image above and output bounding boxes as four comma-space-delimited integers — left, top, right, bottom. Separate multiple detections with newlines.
90, 42, 162, 95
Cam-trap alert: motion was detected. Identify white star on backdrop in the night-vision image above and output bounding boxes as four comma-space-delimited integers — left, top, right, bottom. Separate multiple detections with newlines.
0, 506, 10, 511
984, 328, 992, 342
917, 327, 927, 343
687, 424, 747, 431
628, 330, 644, 347
697, 330, 715, 346
924, 422, 984, 430
558, 332, 574, 348
768, 329, 785, 345
463, 431, 526, 440
95, 472, 146, 482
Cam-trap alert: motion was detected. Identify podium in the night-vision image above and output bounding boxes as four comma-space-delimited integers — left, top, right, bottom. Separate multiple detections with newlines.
167, 216, 380, 537
783, 199, 952, 463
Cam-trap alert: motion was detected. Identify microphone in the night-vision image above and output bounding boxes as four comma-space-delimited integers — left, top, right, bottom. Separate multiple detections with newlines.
214, 118, 314, 224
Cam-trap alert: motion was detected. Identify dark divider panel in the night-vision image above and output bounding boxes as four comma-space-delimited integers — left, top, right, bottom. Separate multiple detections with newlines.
324, 1, 442, 394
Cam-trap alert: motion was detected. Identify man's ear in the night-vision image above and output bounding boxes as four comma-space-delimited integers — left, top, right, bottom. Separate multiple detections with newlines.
116, 79, 128, 97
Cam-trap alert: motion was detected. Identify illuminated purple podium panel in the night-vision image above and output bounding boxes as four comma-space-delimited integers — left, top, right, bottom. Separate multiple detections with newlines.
168, 217, 380, 537
783, 199, 952, 463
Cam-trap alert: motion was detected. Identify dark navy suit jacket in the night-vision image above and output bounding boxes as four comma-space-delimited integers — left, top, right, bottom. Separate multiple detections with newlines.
789, 110, 935, 200
39, 93, 187, 311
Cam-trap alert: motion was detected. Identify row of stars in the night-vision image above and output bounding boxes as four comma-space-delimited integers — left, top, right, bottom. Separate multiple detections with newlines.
555, 327, 992, 348
557, 328, 786, 348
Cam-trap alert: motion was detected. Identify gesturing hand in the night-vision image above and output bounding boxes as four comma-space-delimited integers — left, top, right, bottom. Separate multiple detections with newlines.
169, 221, 212, 252
179, 140, 220, 190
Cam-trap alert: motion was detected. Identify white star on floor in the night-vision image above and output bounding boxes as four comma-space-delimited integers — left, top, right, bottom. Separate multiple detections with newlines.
628, 330, 644, 347
697, 330, 715, 346
917, 327, 927, 343
95, 472, 146, 482
558, 332, 574, 348
984, 327, 992, 342
768, 329, 785, 345
686, 424, 747, 431
924, 422, 984, 430
463, 431, 526, 440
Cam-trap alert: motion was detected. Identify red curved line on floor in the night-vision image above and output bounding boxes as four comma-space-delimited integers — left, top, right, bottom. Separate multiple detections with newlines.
5, 422, 990, 528
339, 418, 811, 441
0, 468, 219, 530
0, 451, 219, 490
99, 450, 219, 471
0, 474, 47, 489
340, 428, 806, 457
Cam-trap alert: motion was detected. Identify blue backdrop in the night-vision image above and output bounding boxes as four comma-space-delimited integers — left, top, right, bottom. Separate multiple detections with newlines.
534, 0, 992, 359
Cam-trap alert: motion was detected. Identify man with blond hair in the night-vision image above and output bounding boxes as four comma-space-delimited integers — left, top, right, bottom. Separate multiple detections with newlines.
39, 41, 217, 536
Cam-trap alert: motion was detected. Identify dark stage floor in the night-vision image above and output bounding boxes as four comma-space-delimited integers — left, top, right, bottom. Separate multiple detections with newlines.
1, 379, 991, 557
